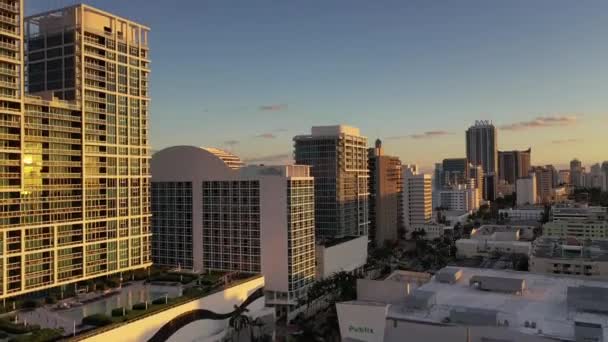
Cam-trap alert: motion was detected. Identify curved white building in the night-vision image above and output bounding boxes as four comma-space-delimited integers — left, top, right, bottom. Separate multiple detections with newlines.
152, 146, 316, 320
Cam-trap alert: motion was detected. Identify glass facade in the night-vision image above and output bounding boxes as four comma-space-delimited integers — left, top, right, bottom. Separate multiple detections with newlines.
151, 182, 193, 269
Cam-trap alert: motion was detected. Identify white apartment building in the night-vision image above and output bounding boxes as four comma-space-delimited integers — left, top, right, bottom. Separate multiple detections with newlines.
437, 185, 480, 212
456, 225, 532, 258
151, 146, 316, 320
516, 175, 537, 206
403, 167, 432, 228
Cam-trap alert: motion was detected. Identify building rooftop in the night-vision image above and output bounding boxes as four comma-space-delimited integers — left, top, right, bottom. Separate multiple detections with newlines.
532, 237, 608, 261
386, 267, 608, 341
200, 147, 244, 170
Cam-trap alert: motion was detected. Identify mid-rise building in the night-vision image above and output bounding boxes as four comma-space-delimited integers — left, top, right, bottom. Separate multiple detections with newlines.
437, 185, 479, 212
456, 225, 533, 258
543, 220, 608, 240
151, 146, 316, 319
551, 205, 608, 222
368, 139, 402, 246
294, 125, 369, 239
516, 175, 537, 206
469, 163, 484, 200
586, 163, 607, 191
465, 120, 497, 175
407, 223, 452, 240
530, 237, 608, 278
0, 3, 152, 298
530, 165, 556, 203
497, 148, 531, 184
402, 166, 432, 229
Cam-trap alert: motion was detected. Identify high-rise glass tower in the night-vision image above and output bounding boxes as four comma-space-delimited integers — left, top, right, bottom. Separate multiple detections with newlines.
294, 125, 369, 239
0, 3, 151, 298
466, 121, 497, 175
466, 121, 497, 200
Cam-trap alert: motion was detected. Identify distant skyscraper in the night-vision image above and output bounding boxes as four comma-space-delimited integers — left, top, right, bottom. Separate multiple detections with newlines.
441, 158, 469, 187
498, 148, 531, 184
152, 146, 316, 319
558, 170, 571, 185
403, 166, 432, 228
294, 125, 369, 239
433, 163, 443, 191
368, 139, 403, 246
466, 121, 497, 201
466, 121, 497, 175
570, 159, 583, 187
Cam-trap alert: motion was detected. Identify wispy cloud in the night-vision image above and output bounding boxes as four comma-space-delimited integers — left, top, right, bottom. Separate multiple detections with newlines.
224, 140, 239, 147
500, 115, 577, 131
256, 133, 277, 139
244, 153, 292, 164
259, 104, 288, 112
386, 130, 452, 140
552, 138, 583, 144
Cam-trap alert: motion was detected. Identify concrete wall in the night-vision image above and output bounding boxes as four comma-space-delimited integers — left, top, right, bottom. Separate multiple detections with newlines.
385, 320, 557, 342
356, 279, 409, 303
260, 176, 289, 294
316, 236, 368, 279
83, 276, 264, 342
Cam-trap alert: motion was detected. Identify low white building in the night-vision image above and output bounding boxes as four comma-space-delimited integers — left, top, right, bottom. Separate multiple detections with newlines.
408, 223, 453, 240
456, 239, 532, 258
444, 210, 471, 227
456, 225, 533, 258
315, 235, 368, 279
336, 267, 608, 342
498, 207, 544, 222
530, 237, 608, 279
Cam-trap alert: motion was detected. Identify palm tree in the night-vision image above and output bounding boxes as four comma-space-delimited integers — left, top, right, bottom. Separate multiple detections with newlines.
229, 305, 251, 342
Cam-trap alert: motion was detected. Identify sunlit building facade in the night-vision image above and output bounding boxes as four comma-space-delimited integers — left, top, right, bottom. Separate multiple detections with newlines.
0, 2, 151, 298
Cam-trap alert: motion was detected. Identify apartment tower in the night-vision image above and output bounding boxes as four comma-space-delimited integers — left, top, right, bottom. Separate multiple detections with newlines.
294, 125, 369, 239
0, 4, 151, 298
368, 139, 402, 246
402, 166, 432, 229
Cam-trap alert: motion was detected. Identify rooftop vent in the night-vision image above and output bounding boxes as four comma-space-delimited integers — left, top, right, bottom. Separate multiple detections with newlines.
469, 275, 526, 294
436, 267, 462, 284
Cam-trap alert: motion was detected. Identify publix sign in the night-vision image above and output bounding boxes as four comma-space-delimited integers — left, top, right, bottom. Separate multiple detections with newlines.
337, 302, 387, 342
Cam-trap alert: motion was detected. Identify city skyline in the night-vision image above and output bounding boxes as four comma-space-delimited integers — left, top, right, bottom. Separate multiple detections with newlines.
27, 0, 608, 169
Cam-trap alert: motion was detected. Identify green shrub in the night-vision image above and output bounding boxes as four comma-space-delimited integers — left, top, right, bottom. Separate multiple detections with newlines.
0, 319, 29, 334
111, 307, 127, 317
82, 313, 112, 327
151, 297, 167, 305
45, 296, 57, 305
21, 299, 41, 309
132, 302, 147, 310
9, 328, 62, 342
105, 278, 120, 288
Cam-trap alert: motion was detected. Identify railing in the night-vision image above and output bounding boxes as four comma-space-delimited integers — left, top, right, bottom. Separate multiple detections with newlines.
0, 3, 18, 13
71, 275, 263, 342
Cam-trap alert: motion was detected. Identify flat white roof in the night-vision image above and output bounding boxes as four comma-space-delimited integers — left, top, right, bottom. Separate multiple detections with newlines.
387, 267, 608, 340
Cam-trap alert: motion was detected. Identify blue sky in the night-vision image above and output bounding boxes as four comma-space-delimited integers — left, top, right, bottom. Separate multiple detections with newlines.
27, 1, 608, 169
